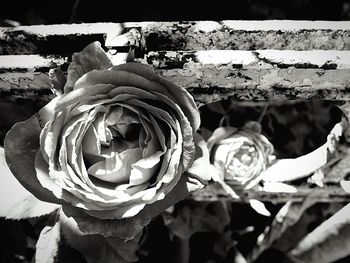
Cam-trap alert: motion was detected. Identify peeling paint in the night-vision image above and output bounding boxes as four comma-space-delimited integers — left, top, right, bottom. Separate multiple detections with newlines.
140, 22, 350, 51
0, 72, 35, 85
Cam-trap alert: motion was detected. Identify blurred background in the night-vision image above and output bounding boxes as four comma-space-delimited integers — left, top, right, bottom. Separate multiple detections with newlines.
0, 0, 350, 26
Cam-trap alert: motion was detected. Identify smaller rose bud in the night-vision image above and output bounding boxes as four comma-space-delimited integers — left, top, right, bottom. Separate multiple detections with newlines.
208, 122, 275, 189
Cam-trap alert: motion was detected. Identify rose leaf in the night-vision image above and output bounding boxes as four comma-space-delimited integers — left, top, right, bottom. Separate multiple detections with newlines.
60, 210, 138, 263
249, 199, 271, 217
4, 115, 62, 205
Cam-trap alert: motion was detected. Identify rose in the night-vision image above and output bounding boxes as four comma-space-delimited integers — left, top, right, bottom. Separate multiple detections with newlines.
4, 42, 210, 237
207, 122, 274, 189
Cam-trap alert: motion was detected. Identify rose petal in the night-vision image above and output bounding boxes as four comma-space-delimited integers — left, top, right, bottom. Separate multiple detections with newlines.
129, 150, 164, 185
126, 98, 195, 171
207, 126, 237, 152
65, 174, 203, 236
185, 133, 211, 182
40, 109, 69, 164
82, 125, 102, 166
113, 62, 200, 132
56, 84, 116, 112
79, 122, 183, 217
35, 150, 65, 200
38, 96, 61, 125
64, 41, 113, 93
103, 82, 196, 172
88, 148, 142, 183
105, 106, 124, 125
138, 113, 163, 157
150, 91, 196, 171
93, 114, 109, 145
73, 70, 155, 92
60, 120, 92, 191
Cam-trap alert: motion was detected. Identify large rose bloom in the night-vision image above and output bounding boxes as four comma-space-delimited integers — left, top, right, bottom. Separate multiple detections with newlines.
4, 42, 210, 223
207, 123, 274, 188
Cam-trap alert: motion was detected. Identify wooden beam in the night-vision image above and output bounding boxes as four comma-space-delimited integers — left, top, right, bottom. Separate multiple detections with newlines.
0, 23, 126, 55
0, 55, 68, 70
1, 21, 350, 55
190, 182, 350, 203
1, 50, 350, 103
3, 50, 349, 70
144, 50, 350, 104
126, 20, 350, 51
144, 50, 350, 69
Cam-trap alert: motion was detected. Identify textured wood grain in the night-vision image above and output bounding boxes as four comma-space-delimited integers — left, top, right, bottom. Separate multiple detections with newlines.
190, 182, 350, 203
1, 21, 350, 55
128, 20, 350, 51
0, 23, 127, 55
1, 50, 350, 104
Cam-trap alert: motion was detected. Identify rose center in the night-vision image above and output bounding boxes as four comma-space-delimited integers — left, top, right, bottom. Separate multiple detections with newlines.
233, 144, 257, 166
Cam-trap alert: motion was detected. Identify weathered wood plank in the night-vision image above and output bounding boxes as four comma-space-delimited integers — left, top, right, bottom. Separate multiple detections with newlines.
159, 68, 350, 105
1, 68, 349, 104
190, 182, 350, 203
3, 50, 350, 70
0, 72, 54, 101
0, 55, 68, 71
125, 20, 350, 51
1, 50, 350, 104
1, 21, 350, 55
144, 50, 350, 69
0, 23, 129, 55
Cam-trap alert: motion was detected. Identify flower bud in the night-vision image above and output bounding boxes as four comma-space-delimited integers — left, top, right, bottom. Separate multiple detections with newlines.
208, 122, 275, 188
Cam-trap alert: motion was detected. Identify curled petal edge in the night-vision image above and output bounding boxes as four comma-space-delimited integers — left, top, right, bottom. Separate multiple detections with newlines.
60, 174, 205, 240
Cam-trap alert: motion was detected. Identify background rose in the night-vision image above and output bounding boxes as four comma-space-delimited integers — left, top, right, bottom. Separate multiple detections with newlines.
207, 122, 274, 189
4, 42, 210, 239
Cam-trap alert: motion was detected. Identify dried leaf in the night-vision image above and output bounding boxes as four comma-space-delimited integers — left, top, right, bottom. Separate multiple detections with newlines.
290, 203, 350, 263
340, 180, 350, 193
248, 199, 316, 262
249, 199, 271, 217
210, 165, 239, 199
6, 194, 60, 220
261, 120, 342, 183
64, 41, 113, 93
262, 145, 327, 182
35, 220, 61, 263
49, 67, 66, 95
260, 182, 298, 193
273, 202, 346, 253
